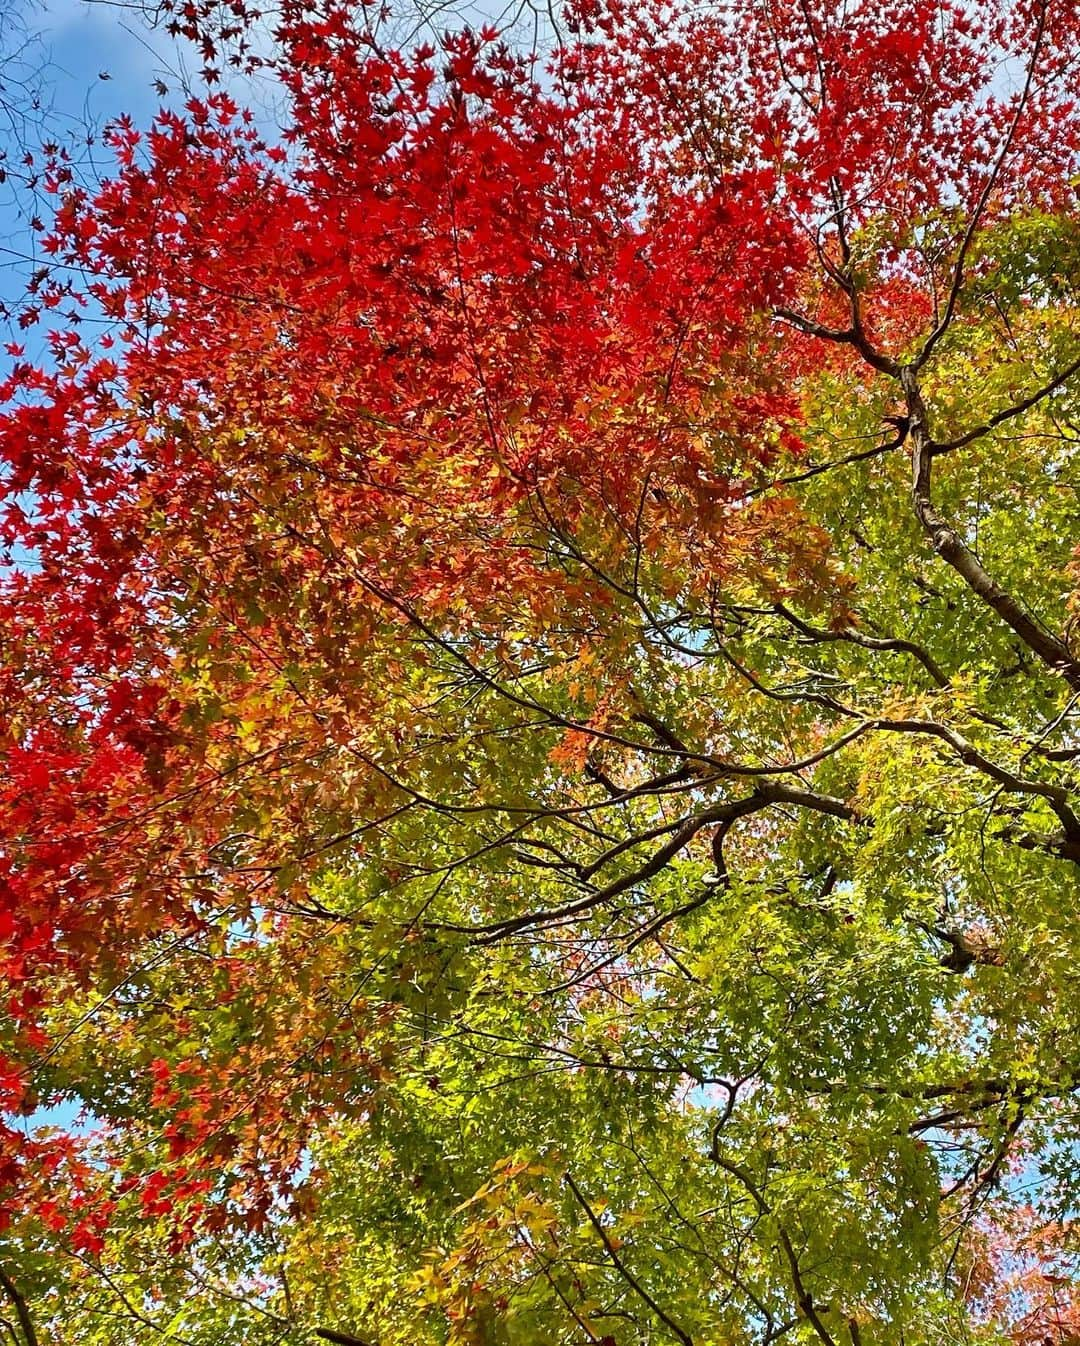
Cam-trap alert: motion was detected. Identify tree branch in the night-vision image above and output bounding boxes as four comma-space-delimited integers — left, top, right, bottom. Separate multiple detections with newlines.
772, 308, 898, 376
903, 365, 1080, 692
707, 1154, 837, 1346
739, 433, 907, 499
0, 1268, 37, 1346
564, 1171, 694, 1346
773, 603, 949, 687
934, 348, 1080, 454
914, 0, 1049, 369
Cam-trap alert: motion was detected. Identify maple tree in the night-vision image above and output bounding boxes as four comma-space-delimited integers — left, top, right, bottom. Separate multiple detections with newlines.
6, 0, 1080, 1340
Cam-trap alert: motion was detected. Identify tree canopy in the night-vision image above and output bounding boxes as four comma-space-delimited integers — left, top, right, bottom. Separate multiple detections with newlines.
5, 0, 1080, 1341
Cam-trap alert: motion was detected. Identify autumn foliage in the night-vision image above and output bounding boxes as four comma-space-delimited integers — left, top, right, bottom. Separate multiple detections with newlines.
5, 0, 1080, 1342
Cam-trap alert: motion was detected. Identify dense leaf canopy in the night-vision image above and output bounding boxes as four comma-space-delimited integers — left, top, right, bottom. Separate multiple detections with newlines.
5, 0, 1080, 1342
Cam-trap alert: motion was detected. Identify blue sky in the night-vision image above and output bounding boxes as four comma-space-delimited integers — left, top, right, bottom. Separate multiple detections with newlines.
2, 2, 166, 302
0, 0, 272, 367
